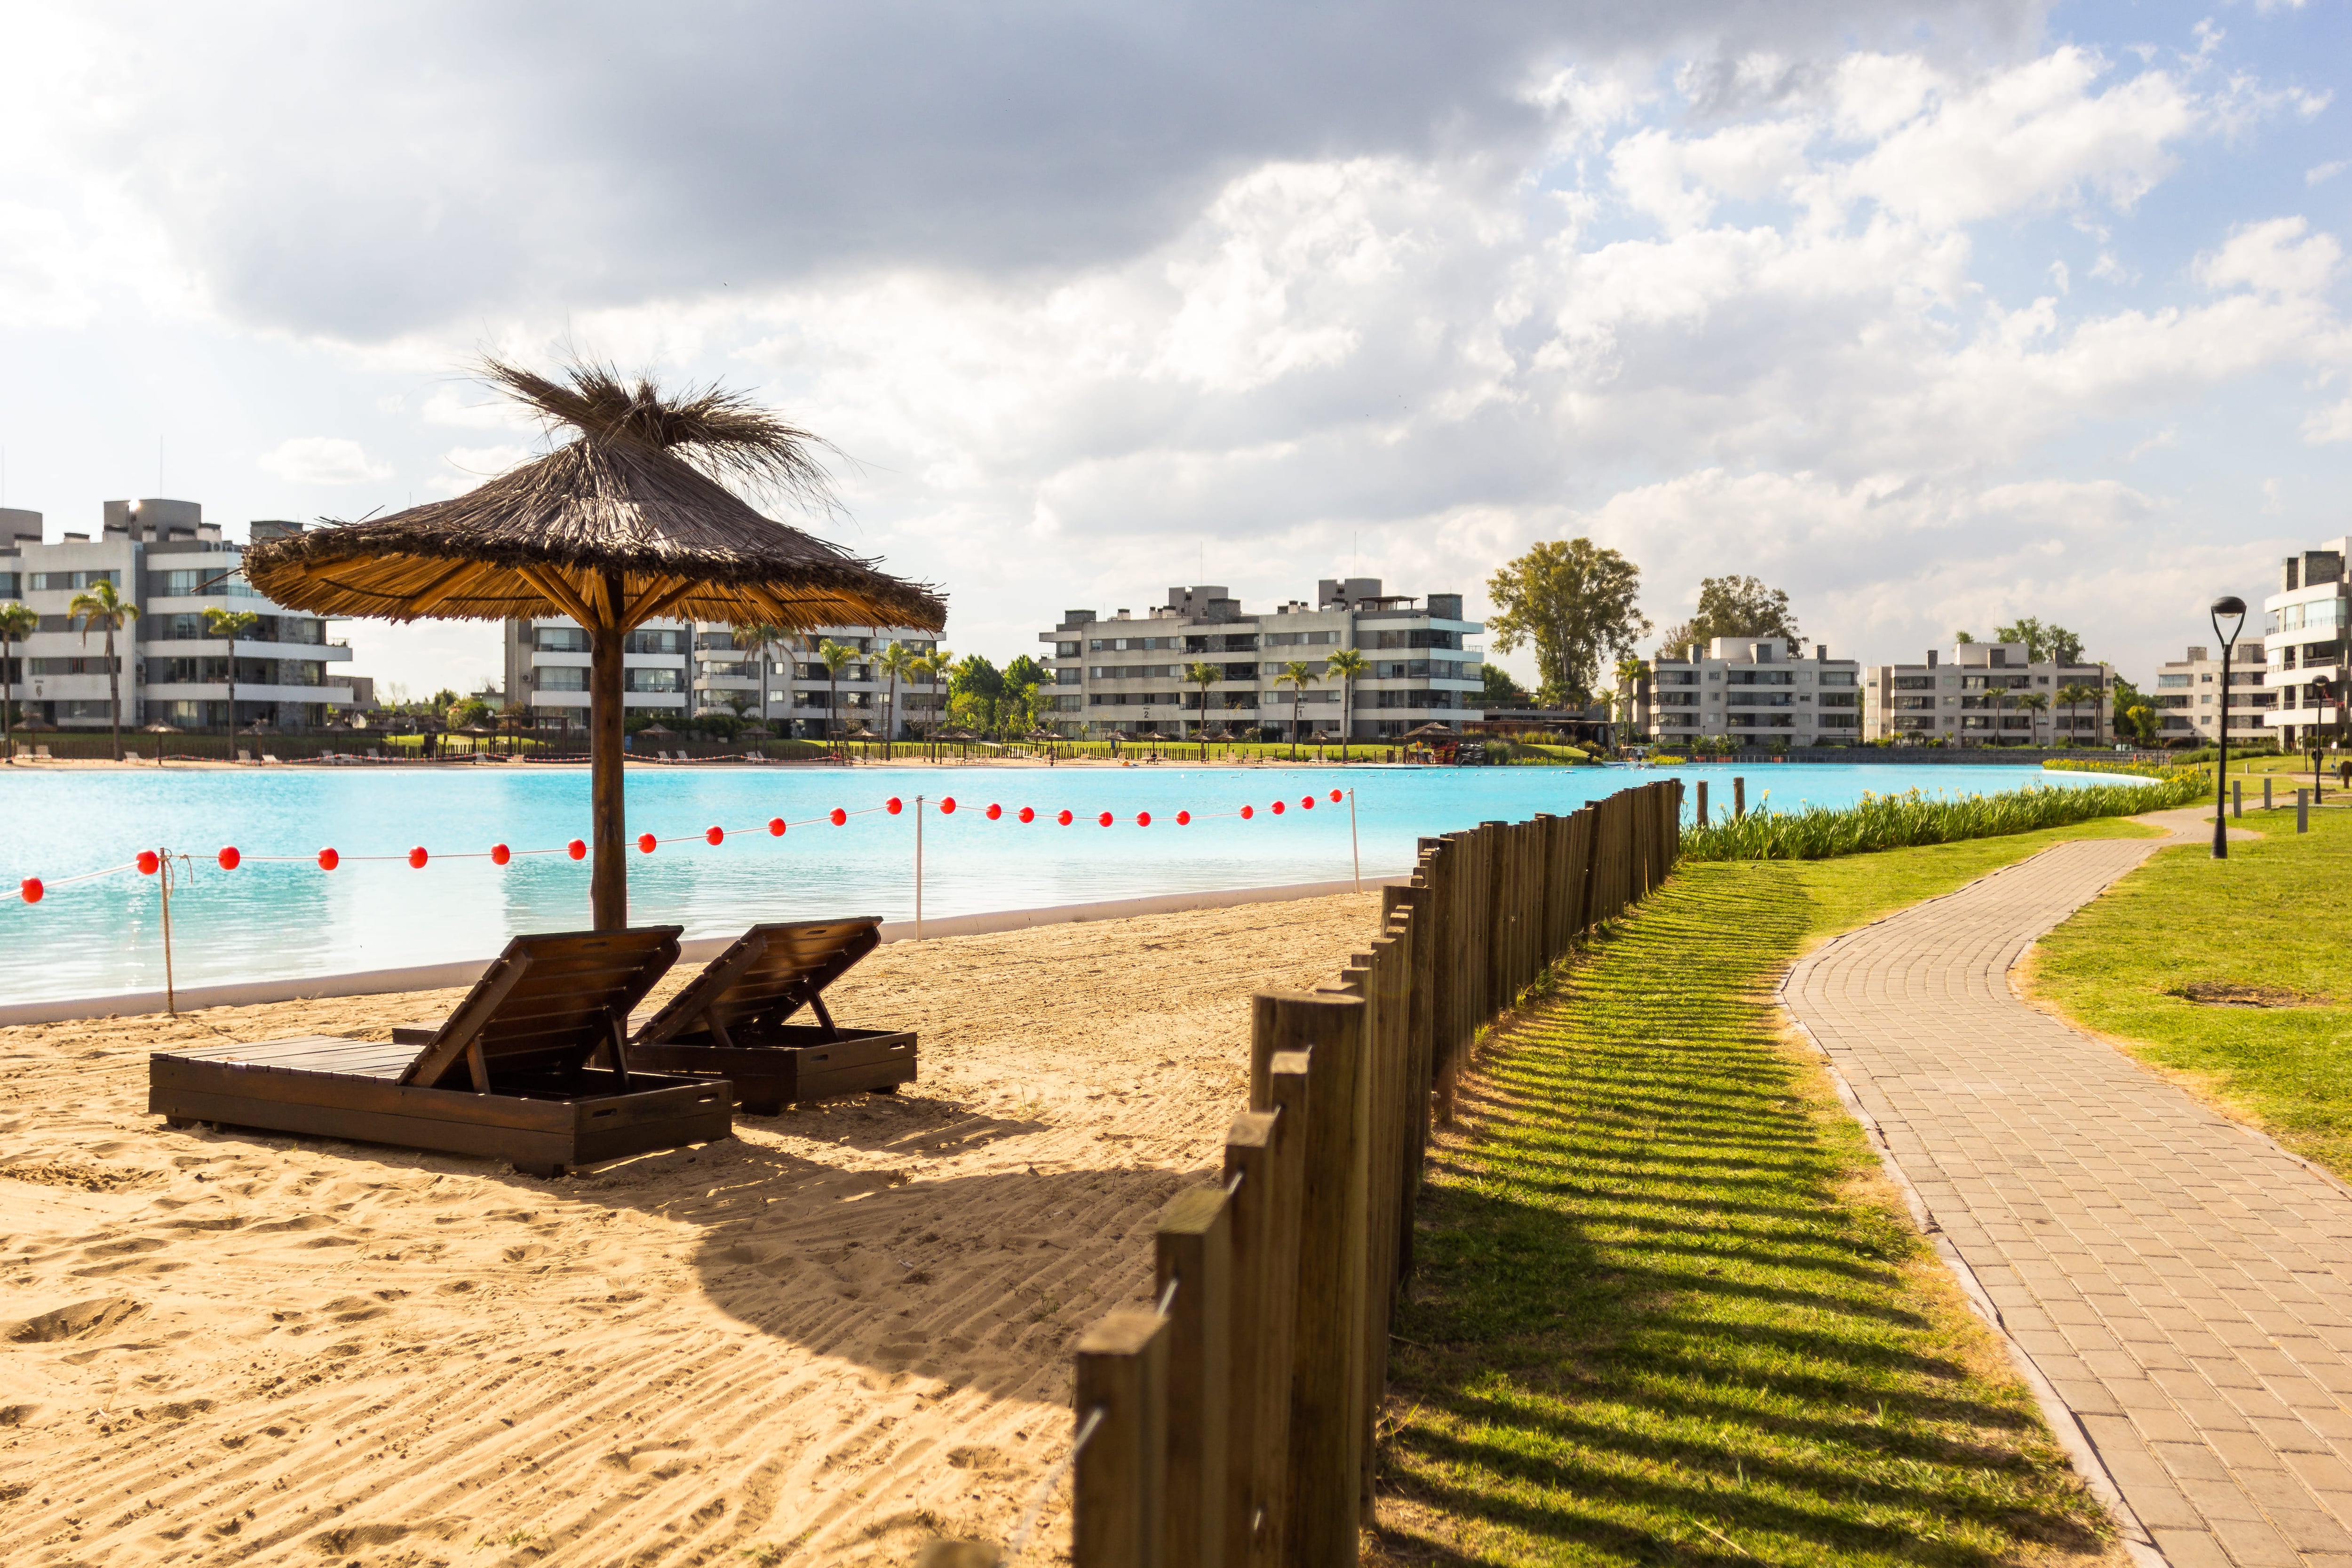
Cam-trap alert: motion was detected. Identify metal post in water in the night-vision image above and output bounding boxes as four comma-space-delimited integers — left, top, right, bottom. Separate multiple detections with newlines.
915, 796, 925, 938
1348, 788, 1360, 889
159, 851, 176, 1016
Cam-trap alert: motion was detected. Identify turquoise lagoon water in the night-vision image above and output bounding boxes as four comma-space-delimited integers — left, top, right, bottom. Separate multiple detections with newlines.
0, 762, 2129, 1003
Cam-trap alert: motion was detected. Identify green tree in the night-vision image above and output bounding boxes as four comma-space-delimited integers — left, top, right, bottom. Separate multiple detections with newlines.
1001, 654, 1048, 740
736, 621, 789, 728
1953, 629, 1976, 646
877, 640, 919, 741
917, 648, 954, 739
0, 600, 36, 761
2020, 690, 2050, 744
1187, 660, 1222, 755
1479, 662, 1532, 708
1486, 538, 1650, 708
1685, 575, 1801, 653
70, 577, 140, 760
818, 639, 858, 742
202, 606, 261, 735
1273, 659, 1319, 758
949, 653, 1005, 737
2056, 681, 2098, 746
1323, 647, 1368, 760
1994, 617, 2086, 666
1612, 655, 1648, 741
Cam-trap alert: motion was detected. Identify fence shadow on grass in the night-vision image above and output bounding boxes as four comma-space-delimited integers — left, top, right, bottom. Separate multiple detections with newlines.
1378, 862, 2111, 1567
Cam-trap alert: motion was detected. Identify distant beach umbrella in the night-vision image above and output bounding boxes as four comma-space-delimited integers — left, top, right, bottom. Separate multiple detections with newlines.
243, 358, 943, 930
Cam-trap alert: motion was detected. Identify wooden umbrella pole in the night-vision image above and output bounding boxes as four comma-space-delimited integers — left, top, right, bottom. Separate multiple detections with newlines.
588, 568, 629, 931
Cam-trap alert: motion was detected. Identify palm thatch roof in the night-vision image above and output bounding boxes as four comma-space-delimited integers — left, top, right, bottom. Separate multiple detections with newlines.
242, 359, 945, 636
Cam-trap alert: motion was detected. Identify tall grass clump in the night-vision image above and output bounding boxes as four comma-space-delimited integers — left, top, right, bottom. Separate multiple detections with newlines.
1681, 773, 2206, 860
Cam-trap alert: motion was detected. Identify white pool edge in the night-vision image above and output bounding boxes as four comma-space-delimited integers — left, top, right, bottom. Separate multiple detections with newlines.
0, 873, 1412, 1027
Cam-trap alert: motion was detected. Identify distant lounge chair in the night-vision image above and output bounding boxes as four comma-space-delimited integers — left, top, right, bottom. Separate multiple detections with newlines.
151, 927, 730, 1177
236, 749, 252, 763
628, 918, 915, 1114
262, 752, 282, 764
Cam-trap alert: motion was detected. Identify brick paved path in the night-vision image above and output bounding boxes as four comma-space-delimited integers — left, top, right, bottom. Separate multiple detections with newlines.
1784, 834, 2352, 1568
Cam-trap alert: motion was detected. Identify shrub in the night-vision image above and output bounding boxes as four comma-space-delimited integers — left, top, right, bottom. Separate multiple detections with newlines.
1681, 772, 2206, 861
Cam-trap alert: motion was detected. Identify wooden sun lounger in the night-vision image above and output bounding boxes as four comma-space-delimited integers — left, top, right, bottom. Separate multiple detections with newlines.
150, 927, 731, 1177
627, 919, 915, 1114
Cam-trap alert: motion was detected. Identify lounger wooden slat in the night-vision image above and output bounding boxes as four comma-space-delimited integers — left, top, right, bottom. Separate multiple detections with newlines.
626, 918, 915, 1114
148, 927, 731, 1176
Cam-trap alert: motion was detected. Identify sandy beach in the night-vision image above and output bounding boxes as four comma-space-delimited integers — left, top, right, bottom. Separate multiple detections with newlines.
0, 891, 1383, 1567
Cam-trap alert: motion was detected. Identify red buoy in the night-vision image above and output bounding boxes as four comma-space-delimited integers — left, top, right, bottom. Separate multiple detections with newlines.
769, 817, 787, 837
705, 826, 724, 846
490, 844, 511, 866
1271, 800, 1286, 815
1176, 810, 1191, 826
829, 807, 847, 827
1329, 788, 1343, 802
20, 878, 42, 904
217, 846, 241, 870
137, 850, 160, 876
1240, 804, 1255, 820
1136, 811, 1152, 827
1098, 810, 1114, 827
1057, 809, 1073, 826
567, 838, 587, 860
886, 797, 903, 815
1018, 806, 1035, 823
408, 846, 429, 869
1301, 795, 1314, 810
985, 803, 1002, 820
638, 833, 657, 853
940, 796, 957, 815
318, 848, 339, 871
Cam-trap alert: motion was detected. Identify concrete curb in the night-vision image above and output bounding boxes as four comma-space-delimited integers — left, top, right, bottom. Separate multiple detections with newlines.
0, 874, 1407, 1027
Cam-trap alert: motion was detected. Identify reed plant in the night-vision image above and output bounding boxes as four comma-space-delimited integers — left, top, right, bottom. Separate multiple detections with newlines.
1681, 772, 2205, 860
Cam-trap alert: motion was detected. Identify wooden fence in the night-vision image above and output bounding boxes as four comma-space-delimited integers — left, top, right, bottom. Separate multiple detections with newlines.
1058, 779, 1685, 1568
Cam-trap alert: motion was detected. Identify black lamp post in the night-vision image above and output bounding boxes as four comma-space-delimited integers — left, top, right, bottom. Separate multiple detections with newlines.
2211, 594, 2247, 859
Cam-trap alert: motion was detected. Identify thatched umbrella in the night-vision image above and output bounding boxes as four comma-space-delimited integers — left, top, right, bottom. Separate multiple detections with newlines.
245, 359, 944, 929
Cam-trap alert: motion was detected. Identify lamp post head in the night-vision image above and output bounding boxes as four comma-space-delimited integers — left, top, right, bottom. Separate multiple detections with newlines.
2211, 594, 2248, 647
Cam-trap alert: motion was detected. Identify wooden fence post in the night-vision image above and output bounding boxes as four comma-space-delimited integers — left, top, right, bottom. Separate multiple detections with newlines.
1252, 990, 1369, 1568
1158, 1188, 1232, 1568
1074, 1311, 1171, 1568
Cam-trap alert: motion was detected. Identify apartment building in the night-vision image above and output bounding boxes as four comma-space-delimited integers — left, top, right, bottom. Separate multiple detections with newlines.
502, 618, 944, 737
1862, 641, 2114, 743
2153, 643, 2273, 742
1645, 637, 1862, 745
0, 501, 354, 731
1037, 578, 1481, 740
2262, 539, 2348, 748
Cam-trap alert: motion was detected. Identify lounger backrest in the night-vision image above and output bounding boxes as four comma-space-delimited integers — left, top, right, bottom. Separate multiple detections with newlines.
400, 926, 683, 1089
633, 918, 882, 1045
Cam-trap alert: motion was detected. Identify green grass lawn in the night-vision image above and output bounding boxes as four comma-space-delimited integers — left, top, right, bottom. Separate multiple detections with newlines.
2027, 804, 2352, 1180
1377, 820, 2162, 1567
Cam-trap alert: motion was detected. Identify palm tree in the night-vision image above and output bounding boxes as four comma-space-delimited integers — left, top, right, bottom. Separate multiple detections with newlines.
0, 600, 35, 761
202, 606, 261, 739
1611, 655, 1646, 747
878, 640, 919, 743
1187, 661, 1222, 759
736, 621, 788, 730
922, 647, 954, 740
818, 638, 858, 745
2021, 691, 2050, 745
69, 578, 140, 761
2055, 681, 2095, 747
1322, 647, 1367, 761
1274, 659, 1319, 759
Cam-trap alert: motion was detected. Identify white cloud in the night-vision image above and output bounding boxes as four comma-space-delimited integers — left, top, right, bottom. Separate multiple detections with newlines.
2310, 160, 2348, 184
431, 444, 533, 496
2194, 216, 2341, 297
2303, 398, 2352, 444
256, 437, 392, 486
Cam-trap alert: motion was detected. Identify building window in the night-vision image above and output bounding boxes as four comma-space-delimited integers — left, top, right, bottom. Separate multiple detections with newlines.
36, 569, 122, 591
625, 629, 685, 655
538, 667, 589, 692
625, 668, 681, 693
147, 568, 261, 598
537, 626, 592, 653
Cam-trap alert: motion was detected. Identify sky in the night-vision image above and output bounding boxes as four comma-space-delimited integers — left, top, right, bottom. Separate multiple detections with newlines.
0, 0, 2345, 696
